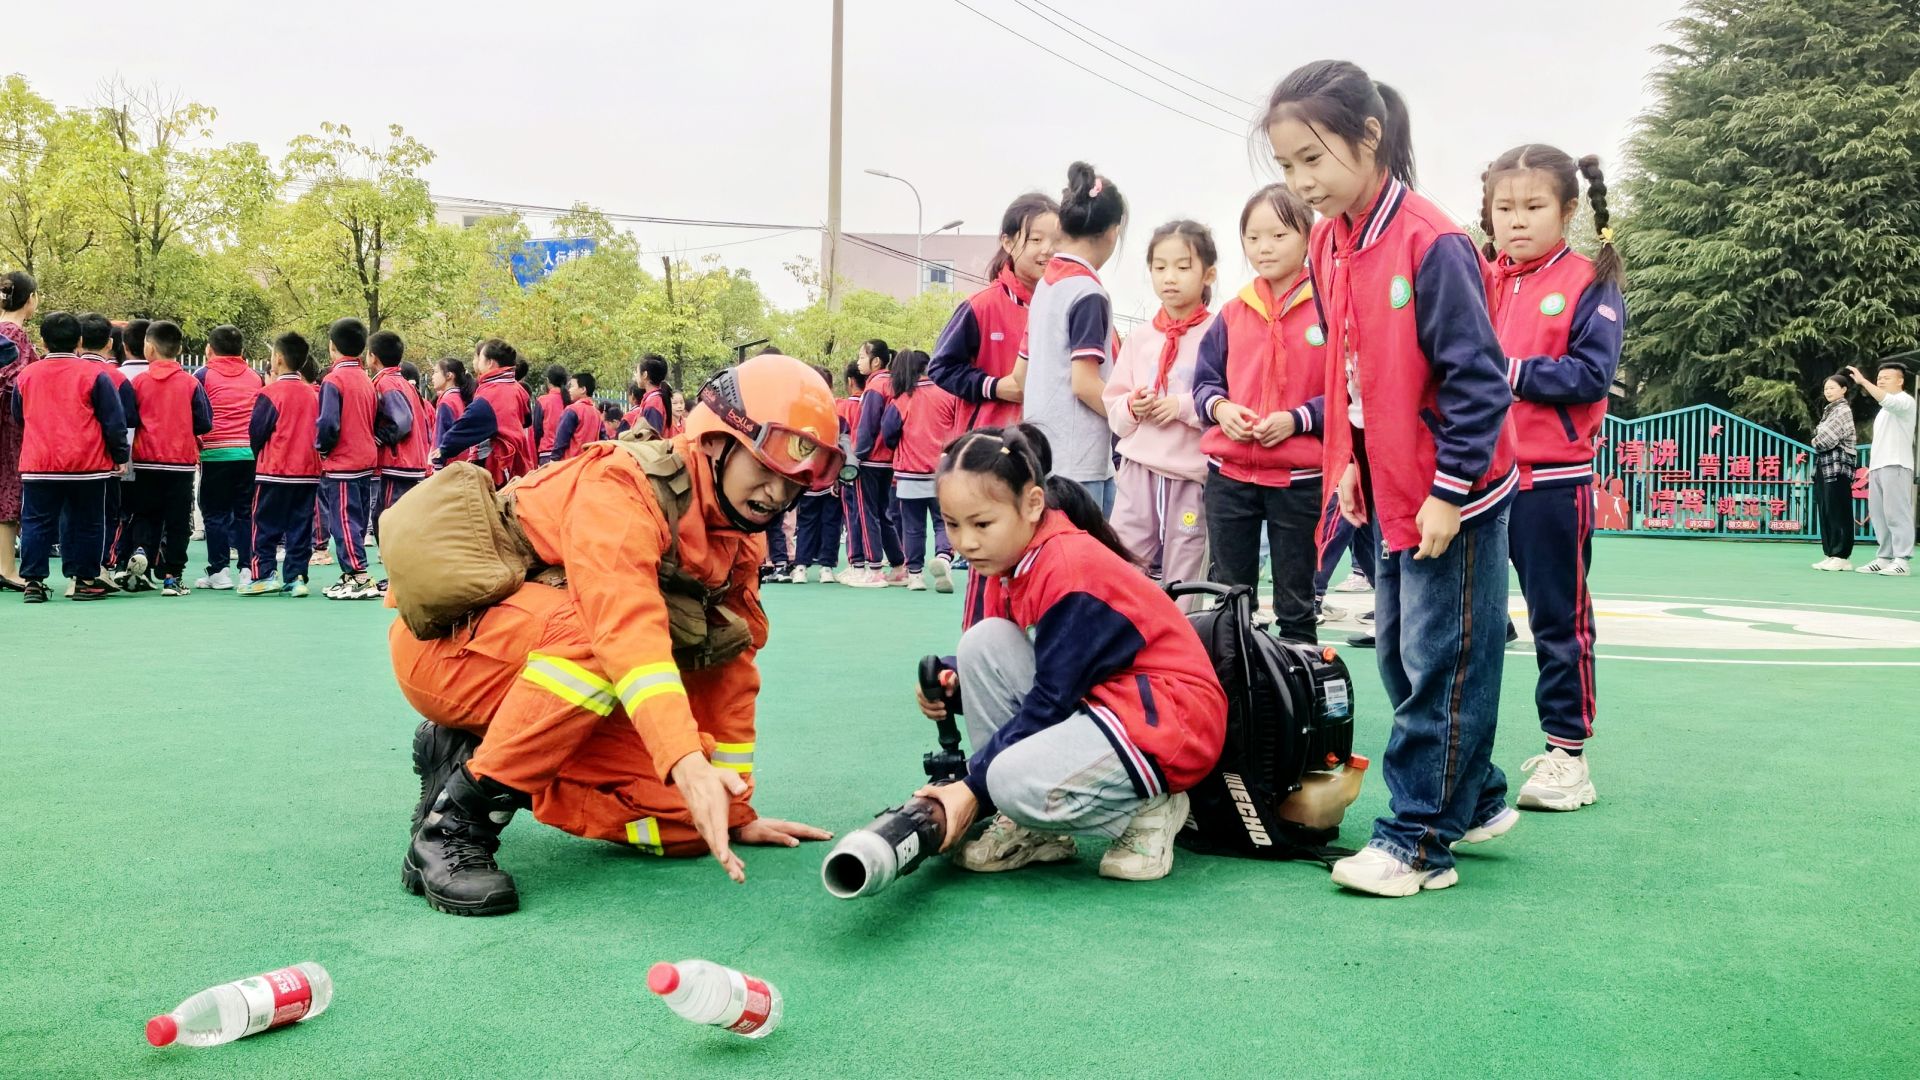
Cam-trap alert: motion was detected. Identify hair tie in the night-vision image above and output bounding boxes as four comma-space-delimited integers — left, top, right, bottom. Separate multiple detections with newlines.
1599, 226, 1615, 247
1000, 445, 1012, 456
1089, 178, 1104, 198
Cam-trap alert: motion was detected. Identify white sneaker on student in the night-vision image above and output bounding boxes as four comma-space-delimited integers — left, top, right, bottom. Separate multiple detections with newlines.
1454, 805, 1520, 848
197, 568, 235, 591
844, 567, 888, 589
1333, 572, 1373, 594
1856, 559, 1890, 574
1330, 846, 1457, 896
788, 565, 807, 584
1826, 558, 1852, 571
1880, 558, 1910, 577
1317, 601, 1346, 624
953, 814, 1077, 873
1099, 791, 1188, 881
906, 572, 927, 591
1518, 749, 1596, 811
819, 568, 836, 584
928, 555, 954, 594
236, 568, 254, 590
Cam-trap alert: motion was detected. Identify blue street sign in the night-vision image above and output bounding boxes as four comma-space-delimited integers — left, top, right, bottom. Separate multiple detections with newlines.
509, 237, 599, 287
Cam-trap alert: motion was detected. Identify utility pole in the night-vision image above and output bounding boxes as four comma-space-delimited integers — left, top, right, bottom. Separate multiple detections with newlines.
825, 0, 845, 312
663, 256, 685, 390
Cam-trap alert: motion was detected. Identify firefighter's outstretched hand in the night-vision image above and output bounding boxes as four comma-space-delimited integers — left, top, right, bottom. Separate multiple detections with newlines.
734, 818, 835, 847
672, 753, 749, 883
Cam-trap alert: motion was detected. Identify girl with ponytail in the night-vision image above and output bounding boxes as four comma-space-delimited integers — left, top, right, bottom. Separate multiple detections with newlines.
1265, 60, 1518, 897
1479, 144, 1627, 813
910, 423, 1225, 884
930, 193, 1059, 432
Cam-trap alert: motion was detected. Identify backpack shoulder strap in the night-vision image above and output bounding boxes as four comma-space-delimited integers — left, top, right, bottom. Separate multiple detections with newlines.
606, 434, 716, 599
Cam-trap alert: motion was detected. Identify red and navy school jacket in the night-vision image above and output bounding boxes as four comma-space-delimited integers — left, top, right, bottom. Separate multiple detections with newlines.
554, 397, 606, 460
438, 368, 535, 486
834, 395, 862, 455
1309, 178, 1516, 554
1487, 242, 1625, 487
316, 359, 378, 479
640, 387, 670, 436
435, 390, 474, 463
373, 365, 434, 480
86, 354, 142, 436
532, 388, 565, 460
966, 511, 1227, 807
12, 353, 129, 479
879, 379, 960, 481
853, 369, 897, 466
194, 354, 263, 454
251, 374, 323, 482
930, 268, 1033, 431
1191, 274, 1328, 487
130, 359, 212, 470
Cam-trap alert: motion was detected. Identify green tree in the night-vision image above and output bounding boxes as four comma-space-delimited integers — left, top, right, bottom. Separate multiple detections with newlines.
768, 257, 962, 368
0, 77, 98, 285
1620, 0, 1920, 433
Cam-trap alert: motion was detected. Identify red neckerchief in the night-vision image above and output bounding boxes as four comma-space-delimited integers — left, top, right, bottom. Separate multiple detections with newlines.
1149, 304, 1210, 395
1250, 271, 1313, 402
997, 266, 1035, 306
1494, 240, 1571, 284
1042, 253, 1100, 286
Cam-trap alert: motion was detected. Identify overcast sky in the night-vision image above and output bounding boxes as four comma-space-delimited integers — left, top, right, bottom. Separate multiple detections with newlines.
14, 0, 1685, 320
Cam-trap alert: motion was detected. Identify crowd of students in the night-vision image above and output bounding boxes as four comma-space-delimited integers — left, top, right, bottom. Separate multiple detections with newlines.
0, 282, 687, 603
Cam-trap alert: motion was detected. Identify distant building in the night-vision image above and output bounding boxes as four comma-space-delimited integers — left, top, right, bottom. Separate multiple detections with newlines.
826, 232, 1001, 303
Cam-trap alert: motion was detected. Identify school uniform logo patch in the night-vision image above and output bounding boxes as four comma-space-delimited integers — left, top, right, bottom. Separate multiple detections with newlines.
1306, 325, 1327, 347
1540, 292, 1568, 317
1388, 276, 1412, 309
989, 332, 1005, 341
1597, 304, 1619, 323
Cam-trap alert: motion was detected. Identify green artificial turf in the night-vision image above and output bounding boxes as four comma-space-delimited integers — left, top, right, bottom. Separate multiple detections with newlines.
2, 536, 1914, 1078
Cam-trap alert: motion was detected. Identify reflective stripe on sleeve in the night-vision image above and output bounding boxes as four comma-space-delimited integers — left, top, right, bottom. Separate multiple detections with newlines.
521, 653, 618, 716
712, 741, 755, 774
616, 662, 686, 712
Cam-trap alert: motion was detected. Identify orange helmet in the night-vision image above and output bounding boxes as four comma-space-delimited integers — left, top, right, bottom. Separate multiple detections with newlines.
684, 353, 847, 492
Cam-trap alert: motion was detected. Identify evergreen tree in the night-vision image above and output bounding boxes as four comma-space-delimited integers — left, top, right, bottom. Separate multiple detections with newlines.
1621, 0, 1920, 434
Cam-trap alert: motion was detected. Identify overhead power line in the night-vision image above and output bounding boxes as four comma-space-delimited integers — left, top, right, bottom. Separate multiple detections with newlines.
1007, 0, 1252, 123
1023, 0, 1262, 108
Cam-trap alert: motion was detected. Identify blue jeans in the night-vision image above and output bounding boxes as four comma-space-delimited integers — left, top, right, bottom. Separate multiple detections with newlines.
1313, 494, 1376, 596
1079, 478, 1115, 517
1369, 505, 1511, 871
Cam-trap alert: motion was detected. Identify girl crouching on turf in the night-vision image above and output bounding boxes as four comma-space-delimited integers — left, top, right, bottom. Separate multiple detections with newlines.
913, 425, 1226, 882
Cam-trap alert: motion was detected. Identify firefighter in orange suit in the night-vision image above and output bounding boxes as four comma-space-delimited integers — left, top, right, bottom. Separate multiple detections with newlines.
393, 353, 844, 916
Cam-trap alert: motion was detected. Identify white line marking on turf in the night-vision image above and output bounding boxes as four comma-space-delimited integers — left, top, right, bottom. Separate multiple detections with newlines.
1508, 650, 1920, 667
1596, 593, 1920, 617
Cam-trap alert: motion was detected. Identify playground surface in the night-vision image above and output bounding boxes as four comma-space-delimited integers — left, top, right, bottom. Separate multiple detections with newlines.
4, 535, 1915, 1078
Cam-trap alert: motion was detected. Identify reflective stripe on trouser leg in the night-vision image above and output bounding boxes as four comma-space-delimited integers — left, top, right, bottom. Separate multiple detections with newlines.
616, 662, 686, 713
625, 816, 665, 855
711, 741, 754, 774
521, 652, 618, 715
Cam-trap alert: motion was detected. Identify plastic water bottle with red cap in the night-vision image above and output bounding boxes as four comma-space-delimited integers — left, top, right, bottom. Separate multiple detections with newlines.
648, 960, 782, 1038
146, 963, 333, 1048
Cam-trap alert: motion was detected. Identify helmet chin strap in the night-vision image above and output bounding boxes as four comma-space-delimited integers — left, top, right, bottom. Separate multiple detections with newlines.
711, 442, 798, 534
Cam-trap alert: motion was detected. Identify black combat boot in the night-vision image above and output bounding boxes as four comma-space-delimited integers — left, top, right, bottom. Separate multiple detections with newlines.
403, 765, 528, 916
410, 721, 482, 833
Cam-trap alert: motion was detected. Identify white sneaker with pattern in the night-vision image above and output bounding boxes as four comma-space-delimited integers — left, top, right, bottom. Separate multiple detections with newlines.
1880, 558, 1910, 577
1098, 791, 1188, 881
1331, 846, 1458, 896
953, 814, 1077, 873
1518, 749, 1596, 811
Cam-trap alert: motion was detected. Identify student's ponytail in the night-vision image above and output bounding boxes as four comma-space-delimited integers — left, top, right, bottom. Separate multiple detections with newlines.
938, 423, 1139, 567
1478, 168, 1499, 262
1263, 61, 1416, 187
1372, 82, 1415, 186
1579, 154, 1624, 289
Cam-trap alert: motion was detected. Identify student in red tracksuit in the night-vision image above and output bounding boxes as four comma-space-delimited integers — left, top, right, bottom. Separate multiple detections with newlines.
912, 425, 1226, 883
433, 338, 535, 486
244, 333, 324, 596
12, 311, 128, 603
431, 358, 477, 464
194, 325, 264, 590
127, 321, 212, 594
1191, 188, 1330, 642
787, 363, 845, 584
79, 314, 138, 582
619, 381, 647, 436
880, 349, 959, 593
930, 192, 1060, 432
835, 363, 869, 579
315, 317, 380, 599
635, 354, 673, 436
1481, 145, 1625, 813
371, 331, 433, 542
846, 340, 906, 587
553, 372, 607, 460
531, 363, 569, 465
1269, 60, 1517, 896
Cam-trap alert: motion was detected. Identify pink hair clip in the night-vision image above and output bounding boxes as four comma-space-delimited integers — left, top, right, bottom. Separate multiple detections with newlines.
1089, 178, 1104, 198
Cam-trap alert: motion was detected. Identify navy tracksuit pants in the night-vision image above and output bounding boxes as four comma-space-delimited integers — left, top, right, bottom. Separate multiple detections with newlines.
376, 475, 421, 544
855, 465, 904, 569
1509, 483, 1598, 754
20, 478, 107, 581
250, 482, 318, 584
318, 476, 371, 574
795, 490, 843, 568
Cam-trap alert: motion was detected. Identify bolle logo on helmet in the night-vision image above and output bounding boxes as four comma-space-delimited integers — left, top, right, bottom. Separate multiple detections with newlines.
1540, 292, 1568, 317
1306, 325, 1327, 347
1388, 276, 1412, 310
1223, 772, 1271, 847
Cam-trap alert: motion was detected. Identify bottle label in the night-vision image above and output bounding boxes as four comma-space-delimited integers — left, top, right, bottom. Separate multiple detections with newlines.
237, 967, 314, 1037
725, 974, 775, 1035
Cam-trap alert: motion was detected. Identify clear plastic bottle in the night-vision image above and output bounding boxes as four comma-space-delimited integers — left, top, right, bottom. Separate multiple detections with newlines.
647, 960, 783, 1039
146, 963, 334, 1048
1277, 755, 1370, 831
